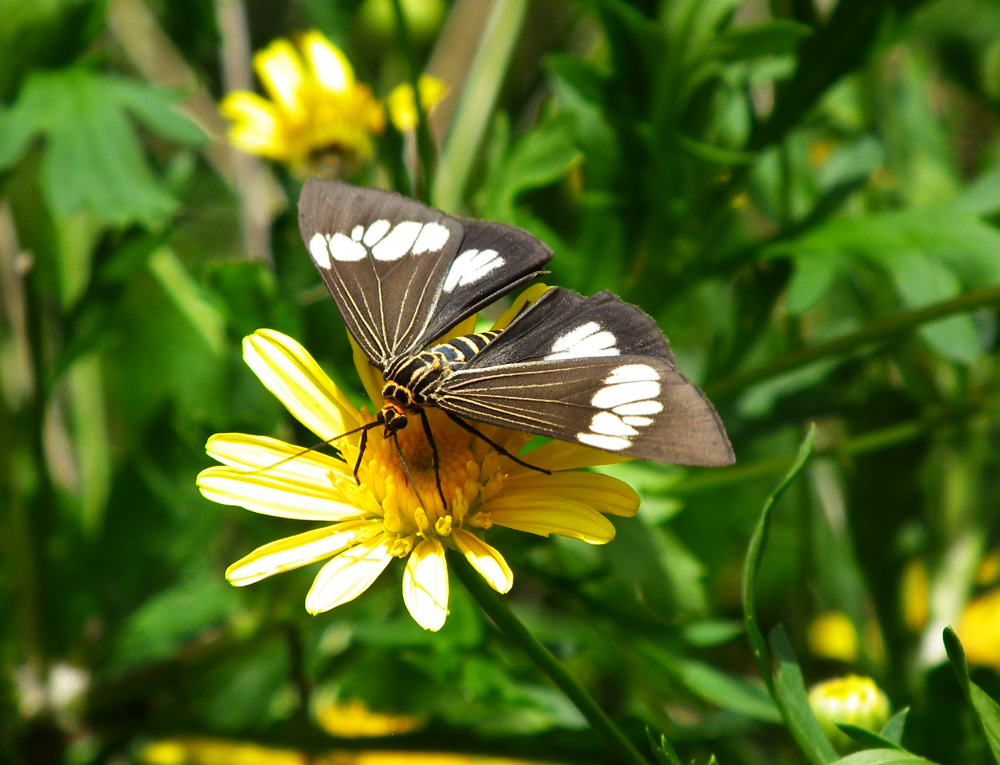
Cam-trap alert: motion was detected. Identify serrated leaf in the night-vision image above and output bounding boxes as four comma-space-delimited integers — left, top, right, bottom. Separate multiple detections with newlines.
943, 627, 1000, 762
0, 67, 205, 229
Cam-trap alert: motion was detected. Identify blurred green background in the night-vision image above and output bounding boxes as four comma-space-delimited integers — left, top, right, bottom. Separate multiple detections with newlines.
3, 0, 1000, 763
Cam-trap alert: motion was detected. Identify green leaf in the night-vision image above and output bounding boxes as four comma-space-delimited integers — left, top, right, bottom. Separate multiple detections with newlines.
647, 729, 683, 765
837, 723, 905, 752
711, 19, 813, 62
770, 625, 841, 763
0, 0, 105, 99
883, 250, 979, 364
0, 67, 205, 229
742, 425, 837, 764
943, 627, 1000, 762
880, 708, 910, 746
831, 751, 935, 765
477, 110, 583, 222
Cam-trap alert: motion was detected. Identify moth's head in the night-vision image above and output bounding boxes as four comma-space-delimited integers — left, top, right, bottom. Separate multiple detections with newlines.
377, 404, 408, 436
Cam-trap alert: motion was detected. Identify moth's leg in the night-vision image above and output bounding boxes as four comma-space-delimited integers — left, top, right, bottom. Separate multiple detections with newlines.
418, 408, 447, 510
392, 431, 430, 512
443, 410, 551, 475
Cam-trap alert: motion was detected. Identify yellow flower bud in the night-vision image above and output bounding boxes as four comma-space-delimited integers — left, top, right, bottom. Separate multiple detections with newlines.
808, 675, 891, 751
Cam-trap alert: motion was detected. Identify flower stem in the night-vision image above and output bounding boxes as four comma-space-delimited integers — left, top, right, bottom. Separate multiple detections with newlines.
705, 284, 1000, 401
450, 551, 652, 765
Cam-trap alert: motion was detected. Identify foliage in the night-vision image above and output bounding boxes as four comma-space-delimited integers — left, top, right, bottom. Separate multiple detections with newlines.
3, 0, 1000, 763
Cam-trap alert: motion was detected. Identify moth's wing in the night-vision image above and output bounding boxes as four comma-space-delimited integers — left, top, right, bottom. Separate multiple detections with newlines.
419, 215, 553, 343
432, 289, 734, 466
468, 288, 676, 363
298, 180, 551, 367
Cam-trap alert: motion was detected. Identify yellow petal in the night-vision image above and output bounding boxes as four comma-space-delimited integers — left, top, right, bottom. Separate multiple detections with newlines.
452, 529, 512, 593
513, 440, 631, 473
385, 76, 447, 132
220, 91, 281, 131
253, 38, 308, 122
243, 329, 361, 442
220, 91, 290, 158
486, 498, 616, 543
499, 471, 639, 517
305, 535, 394, 613
300, 30, 355, 94
491, 284, 551, 331
197, 466, 362, 521
205, 433, 351, 483
402, 538, 449, 631
226, 521, 371, 586
349, 331, 387, 410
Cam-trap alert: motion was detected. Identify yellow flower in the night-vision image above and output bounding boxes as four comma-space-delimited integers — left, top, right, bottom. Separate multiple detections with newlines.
220, 30, 445, 177
958, 587, 1000, 672
808, 675, 891, 751
197, 299, 639, 632
807, 611, 859, 664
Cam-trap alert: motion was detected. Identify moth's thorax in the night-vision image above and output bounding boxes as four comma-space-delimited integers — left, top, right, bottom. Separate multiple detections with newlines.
381, 330, 502, 411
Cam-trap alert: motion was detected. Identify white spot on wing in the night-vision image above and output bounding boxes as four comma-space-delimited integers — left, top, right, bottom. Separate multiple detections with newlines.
350, 225, 364, 242
309, 233, 331, 268
545, 322, 620, 360
622, 416, 653, 427
363, 219, 391, 246
576, 363, 661, 453
591, 380, 659, 409
605, 364, 659, 384
413, 222, 450, 254
577, 433, 632, 451
589, 411, 638, 437
444, 249, 505, 292
613, 400, 663, 416
372, 221, 422, 261
329, 232, 366, 262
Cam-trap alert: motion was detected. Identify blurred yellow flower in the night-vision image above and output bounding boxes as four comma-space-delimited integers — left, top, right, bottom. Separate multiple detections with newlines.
197, 292, 638, 632
313, 698, 425, 738
901, 558, 929, 631
807, 611, 859, 663
958, 587, 1000, 672
220, 30, 445, 177
141, 737, 562, 764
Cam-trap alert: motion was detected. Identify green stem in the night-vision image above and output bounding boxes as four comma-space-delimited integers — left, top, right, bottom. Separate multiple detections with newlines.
389, 0, 436, 201
706, 284, 1000, 401
432, 0, 529, 212
450, 552, 652, 765
676, 396, 995, 495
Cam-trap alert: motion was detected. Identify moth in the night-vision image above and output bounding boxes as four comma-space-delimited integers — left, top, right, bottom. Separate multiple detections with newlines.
298, 180, 733, 502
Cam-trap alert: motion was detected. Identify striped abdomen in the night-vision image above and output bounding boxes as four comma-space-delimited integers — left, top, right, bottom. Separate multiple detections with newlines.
383, 331, 500, 407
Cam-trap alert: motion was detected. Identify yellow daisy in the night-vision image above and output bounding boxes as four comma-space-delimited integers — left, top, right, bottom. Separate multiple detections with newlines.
220, 30, 445, 177
197, 299, 639, 632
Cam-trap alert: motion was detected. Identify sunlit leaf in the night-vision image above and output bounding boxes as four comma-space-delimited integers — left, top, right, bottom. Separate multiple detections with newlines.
0, 67, 205, 228
943, 627, 1000, 762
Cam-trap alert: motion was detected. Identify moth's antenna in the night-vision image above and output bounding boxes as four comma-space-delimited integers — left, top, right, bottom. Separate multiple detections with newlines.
248, 422, 377, 475
417, 408, 447, 510
442, 410, 551, 475
392, 431, 431, 513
